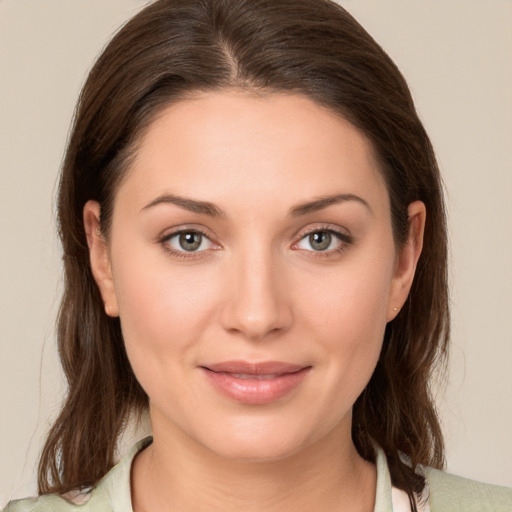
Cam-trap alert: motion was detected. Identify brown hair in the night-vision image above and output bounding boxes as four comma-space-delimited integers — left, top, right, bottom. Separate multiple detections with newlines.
39, 0, 449, 508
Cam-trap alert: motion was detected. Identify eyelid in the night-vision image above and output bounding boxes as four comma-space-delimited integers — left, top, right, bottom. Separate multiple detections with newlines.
292, 223, 353, 243
158, 224, 216, 243
291, 224, 354, 255
158, 225, 221, 259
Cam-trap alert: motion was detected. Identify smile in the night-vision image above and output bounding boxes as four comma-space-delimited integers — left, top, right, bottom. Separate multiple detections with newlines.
200, 361, 311, 405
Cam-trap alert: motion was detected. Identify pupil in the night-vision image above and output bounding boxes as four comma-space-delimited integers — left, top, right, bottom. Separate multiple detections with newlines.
179, 232, 201, 251
310, 231, 331, 251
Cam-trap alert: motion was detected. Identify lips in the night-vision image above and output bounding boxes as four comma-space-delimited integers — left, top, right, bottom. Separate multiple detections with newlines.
200, 361, 311, 404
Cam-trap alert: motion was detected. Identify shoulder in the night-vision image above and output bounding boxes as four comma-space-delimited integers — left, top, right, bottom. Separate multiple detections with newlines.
425, 467, 512, 512
1, 486, 112, 512
2, 437, 152, 512
2, 494, 91, 512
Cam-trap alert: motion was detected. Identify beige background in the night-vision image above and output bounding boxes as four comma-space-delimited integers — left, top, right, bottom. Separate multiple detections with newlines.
1, 0, 511, 505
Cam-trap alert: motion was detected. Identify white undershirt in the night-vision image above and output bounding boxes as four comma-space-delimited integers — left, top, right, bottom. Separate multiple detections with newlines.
391, 486, 431, 512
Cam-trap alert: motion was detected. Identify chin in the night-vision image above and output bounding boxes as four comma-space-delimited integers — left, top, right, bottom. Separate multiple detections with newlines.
192, 414, 328, 463
209, 436, 306, 463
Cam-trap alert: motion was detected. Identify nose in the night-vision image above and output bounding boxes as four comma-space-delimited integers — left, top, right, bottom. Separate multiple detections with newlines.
220, 248, 293, 341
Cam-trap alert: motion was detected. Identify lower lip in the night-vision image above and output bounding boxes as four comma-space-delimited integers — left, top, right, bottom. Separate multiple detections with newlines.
201, 367, 311, 405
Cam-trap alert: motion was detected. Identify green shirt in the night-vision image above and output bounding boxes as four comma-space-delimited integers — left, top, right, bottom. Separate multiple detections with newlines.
3, 437, 511, 511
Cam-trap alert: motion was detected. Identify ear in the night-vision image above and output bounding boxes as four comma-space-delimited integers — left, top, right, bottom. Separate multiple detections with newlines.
386, 201, 426, 321
83, 200, 119, 317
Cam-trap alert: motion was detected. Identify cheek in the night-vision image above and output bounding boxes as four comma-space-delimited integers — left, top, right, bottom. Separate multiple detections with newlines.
302, 254, 393, 343
296, 247, 395, 393
110, 245, 220, 383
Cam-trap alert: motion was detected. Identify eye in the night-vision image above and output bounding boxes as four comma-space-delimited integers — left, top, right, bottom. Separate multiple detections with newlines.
164, 230, 214, 253
295, 229, 350, 253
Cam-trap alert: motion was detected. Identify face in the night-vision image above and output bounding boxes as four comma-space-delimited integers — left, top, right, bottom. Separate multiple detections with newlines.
85, 91, 424, 461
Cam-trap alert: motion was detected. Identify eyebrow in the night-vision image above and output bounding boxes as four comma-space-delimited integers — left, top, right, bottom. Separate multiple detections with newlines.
141, 192, 371, 217
289, 193, 372, 216
141, 193, 223, 217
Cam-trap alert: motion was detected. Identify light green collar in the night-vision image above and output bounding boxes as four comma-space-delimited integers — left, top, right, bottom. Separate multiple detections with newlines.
95, 436, 153, 512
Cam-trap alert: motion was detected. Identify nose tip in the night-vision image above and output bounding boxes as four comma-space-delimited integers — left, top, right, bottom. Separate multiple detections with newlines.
225, 311, 285, 340
220, 259, 293, 341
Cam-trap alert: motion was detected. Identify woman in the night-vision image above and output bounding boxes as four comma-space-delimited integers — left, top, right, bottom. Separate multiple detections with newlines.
3, 0, 511, 511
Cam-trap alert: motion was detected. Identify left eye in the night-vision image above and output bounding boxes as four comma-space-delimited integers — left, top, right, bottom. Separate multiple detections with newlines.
295, 230, 344, 252
165, 231, 213, 252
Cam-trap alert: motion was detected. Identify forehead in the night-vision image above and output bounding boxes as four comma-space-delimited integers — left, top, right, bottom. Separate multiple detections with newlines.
118, 90, 388, 214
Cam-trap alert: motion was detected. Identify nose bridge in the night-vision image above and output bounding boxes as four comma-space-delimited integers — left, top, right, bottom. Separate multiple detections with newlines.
221, 240, 292, 340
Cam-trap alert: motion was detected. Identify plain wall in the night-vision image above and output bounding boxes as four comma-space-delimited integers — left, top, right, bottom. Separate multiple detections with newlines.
1, 0, 511, 504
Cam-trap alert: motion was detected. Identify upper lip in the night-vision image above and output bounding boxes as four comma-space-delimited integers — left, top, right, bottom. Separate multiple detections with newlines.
202, 360, 308, 375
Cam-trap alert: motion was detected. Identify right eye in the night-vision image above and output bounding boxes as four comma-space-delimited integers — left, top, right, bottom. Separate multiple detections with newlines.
163, 230, 214, 253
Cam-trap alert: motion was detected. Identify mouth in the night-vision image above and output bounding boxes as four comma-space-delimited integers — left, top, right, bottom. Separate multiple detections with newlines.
220, 373, 284, 380
200, 361, 311, 404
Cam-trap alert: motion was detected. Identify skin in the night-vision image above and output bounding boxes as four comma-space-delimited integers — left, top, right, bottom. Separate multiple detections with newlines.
84, 90, 425, 512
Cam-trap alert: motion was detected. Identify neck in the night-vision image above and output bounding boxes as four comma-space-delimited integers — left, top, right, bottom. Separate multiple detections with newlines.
131, 419, 376, 512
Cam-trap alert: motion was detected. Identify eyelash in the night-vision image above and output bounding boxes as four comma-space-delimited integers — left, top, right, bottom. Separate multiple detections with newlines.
292, 226, 353, 259
158, 225, 353, 261
159, 227, 217, 261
